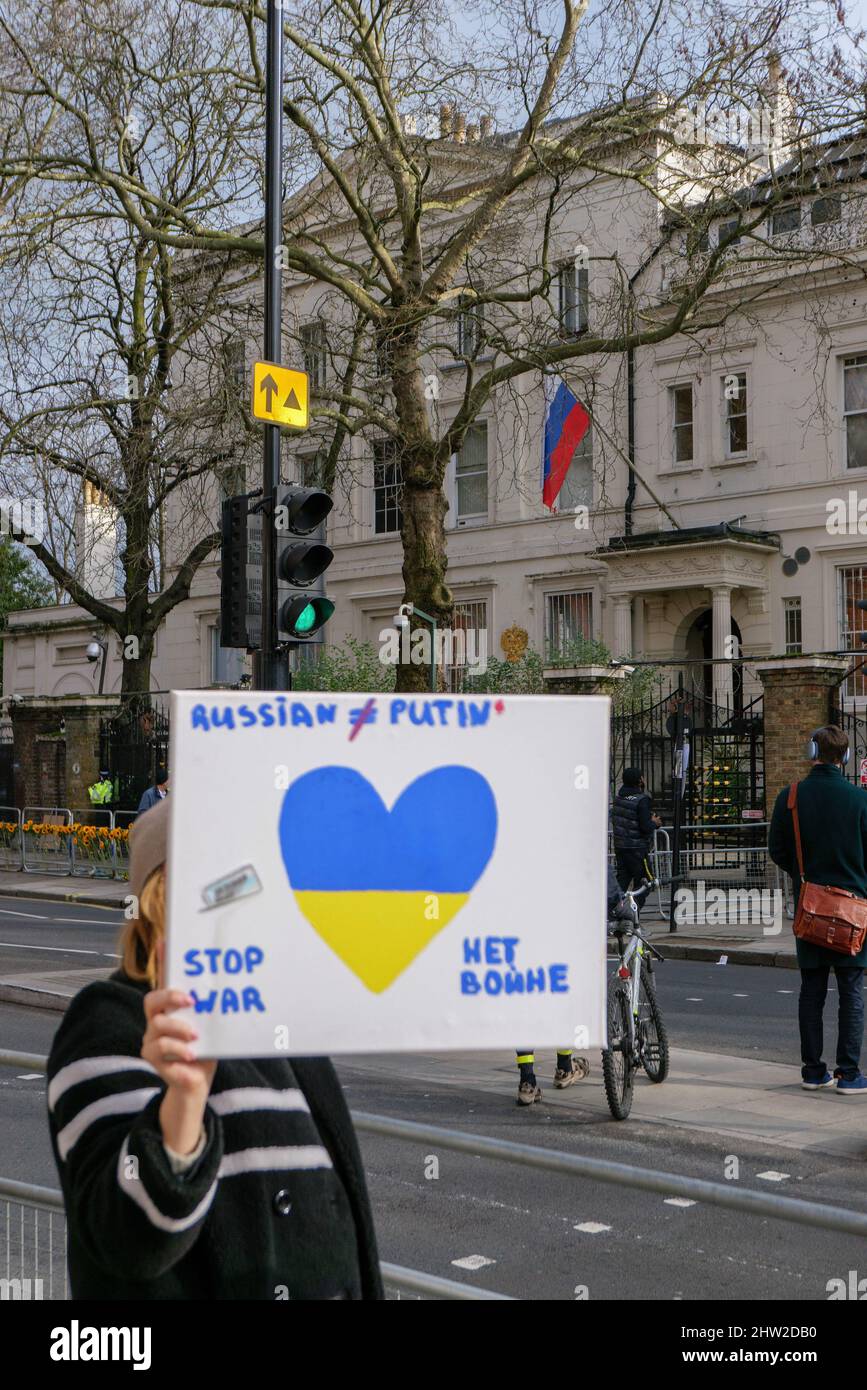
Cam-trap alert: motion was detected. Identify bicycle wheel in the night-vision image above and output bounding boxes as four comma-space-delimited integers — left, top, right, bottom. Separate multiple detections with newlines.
602, 981, 635, 1120
638, 964, 670, 1083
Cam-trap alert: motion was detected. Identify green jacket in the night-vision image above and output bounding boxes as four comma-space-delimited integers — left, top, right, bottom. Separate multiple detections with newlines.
768, 763, 867, 969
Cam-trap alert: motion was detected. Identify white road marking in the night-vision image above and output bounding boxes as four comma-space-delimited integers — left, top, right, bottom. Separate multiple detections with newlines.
16, 1074, 42, 1080
0, 940, 117, 957
685, 997, 703, 1002
664, 1198, 696, 1208
732, 993, 748, 997
757, 1171, 790, 1182
777, 990, 794, 994
573, 1222, 611, 1234
451, 1255, 495, 1270
0, 909, 45, 920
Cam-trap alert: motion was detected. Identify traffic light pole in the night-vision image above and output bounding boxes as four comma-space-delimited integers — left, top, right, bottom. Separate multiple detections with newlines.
254, 0, 288, 692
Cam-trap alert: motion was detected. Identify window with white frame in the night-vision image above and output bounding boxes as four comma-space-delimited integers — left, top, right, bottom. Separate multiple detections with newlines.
222, 337, 246, 396
671, 384, 694, 463
373, 439, 402, 535
454, 423, 488, 523
209, 624, 245, 685
839, 566, 867, 697
558, 425, 593, 510
444, 599, 488, 692
300, 321, 327, 390
545, 590, 593, 660
771, 205, 800, 236
297, 447, 327, 489
783, 597, 802, 655
844, 355, 867, 469
557, 262, 589, 335
811, 194, 842, 226
724, 372, 748, 454
456, 296, 484, 358
718, 218, 741, 247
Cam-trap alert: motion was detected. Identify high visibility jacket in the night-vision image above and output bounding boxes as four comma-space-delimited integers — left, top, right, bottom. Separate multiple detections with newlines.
87, 779, 113, 806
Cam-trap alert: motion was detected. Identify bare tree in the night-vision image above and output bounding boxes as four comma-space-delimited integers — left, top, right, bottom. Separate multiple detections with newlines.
1, 0, 863, 690
0, 0, 264, 692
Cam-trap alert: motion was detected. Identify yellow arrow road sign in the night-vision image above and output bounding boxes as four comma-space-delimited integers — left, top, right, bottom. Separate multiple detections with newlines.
251, 361, 309, 429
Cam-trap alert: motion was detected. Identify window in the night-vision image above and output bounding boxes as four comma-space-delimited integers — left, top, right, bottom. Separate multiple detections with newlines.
558, 425, 593, 509
209, 624, 245, 686
222, 338, 246, 396
718, 219, 741, 247
783, 597, 802, 655
445, 599, 488, 692
844, 355, 867, 469
454, 423, 488, 523
771, 205, 800, 236
671, 384, 694, 463
373, 439, 402, 535
297, 448, 327, 489
300, 321, 327, 390
724, 372, 748, 454
839, 567, 867, 697
811, 194, 842, 227
557, 262, 589, 335
456, 297, 484, 358
545, 590, 593, 660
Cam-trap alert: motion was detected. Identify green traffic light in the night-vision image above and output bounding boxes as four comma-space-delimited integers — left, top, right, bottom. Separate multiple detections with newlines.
293, 602, 316, 634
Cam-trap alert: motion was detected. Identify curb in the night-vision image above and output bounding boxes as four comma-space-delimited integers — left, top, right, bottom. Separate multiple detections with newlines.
0, 884, 126, 910
0, 982, 69, 1012
659, 943, 799, 969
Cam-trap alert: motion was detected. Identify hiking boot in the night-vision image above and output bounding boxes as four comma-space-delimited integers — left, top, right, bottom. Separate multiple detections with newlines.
554, 1056, 590, 1088
516, 1078, 542, 1106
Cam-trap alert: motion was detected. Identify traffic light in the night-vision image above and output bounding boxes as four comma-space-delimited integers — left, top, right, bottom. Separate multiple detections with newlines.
275, 486, 335, 644
219, 495, 250, 648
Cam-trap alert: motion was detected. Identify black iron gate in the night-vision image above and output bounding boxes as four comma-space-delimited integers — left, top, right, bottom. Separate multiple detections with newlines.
99, 695, 170, 812
611, 685, 764, 825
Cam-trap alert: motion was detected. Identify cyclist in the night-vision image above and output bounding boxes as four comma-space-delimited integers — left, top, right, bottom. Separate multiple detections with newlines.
515, 866, 627, 1105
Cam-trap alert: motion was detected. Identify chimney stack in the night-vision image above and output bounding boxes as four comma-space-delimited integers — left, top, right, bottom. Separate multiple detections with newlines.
452, 109, 466, 143
467, 123, 480, 143
479, 114, 493, 139
439, 103, 453, 139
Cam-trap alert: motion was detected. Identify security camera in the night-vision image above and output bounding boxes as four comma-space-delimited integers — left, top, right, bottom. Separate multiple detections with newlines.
86, 641, 102, 663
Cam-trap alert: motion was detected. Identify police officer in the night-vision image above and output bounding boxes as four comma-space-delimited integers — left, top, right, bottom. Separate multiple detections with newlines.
611, 767, 661, 892
87, 769, 113, 807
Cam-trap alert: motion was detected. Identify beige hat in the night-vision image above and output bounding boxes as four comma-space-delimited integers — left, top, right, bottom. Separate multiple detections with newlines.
129, 798, 170, 907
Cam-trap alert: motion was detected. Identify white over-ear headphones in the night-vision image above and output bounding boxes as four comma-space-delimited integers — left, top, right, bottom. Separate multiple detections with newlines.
808, 728, 850, 765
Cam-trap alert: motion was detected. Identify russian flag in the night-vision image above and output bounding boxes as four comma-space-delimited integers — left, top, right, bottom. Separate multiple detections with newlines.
542, 376, 590, 511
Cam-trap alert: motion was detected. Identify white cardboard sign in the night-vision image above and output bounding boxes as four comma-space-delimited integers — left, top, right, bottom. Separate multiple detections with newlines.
165, 690, 609, 1057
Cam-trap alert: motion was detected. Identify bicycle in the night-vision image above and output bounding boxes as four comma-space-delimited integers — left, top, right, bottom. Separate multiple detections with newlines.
601, 878, 670, 1121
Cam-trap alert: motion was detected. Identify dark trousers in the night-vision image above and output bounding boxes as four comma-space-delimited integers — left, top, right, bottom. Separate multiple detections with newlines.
799, 965, 864, 1082
614, 849, 649, 893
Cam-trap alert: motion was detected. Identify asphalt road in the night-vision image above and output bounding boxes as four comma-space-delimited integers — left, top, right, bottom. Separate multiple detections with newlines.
1, 898, 864, 1301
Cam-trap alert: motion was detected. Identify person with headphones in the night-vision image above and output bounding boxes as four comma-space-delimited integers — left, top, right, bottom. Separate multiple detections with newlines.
769, 725, 867, 1095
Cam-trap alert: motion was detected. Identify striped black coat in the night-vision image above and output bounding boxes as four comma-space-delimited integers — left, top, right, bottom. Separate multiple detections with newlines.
46, 972, 384, 1300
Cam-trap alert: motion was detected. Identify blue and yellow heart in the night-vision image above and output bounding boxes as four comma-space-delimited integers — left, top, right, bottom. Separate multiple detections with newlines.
279, 765, 497, 993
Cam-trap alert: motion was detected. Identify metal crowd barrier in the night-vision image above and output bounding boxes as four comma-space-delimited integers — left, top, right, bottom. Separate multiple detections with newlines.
1, 1049, 866, 1303
647, 822, 795, 925
0, 807, 134, 881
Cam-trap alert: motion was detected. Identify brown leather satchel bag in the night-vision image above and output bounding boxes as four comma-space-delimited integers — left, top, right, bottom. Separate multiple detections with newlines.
787, 782, 867, 956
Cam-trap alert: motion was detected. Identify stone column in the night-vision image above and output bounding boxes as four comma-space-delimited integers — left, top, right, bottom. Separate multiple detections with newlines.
755, 657, 851, 810
610, 594, 633, 659
710, 584, 734, 710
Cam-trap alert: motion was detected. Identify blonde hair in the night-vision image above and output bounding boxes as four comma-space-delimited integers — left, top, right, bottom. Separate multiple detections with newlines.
120, 865, 165, 987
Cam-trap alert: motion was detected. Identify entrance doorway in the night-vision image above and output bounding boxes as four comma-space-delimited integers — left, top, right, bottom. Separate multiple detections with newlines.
684, 609, 743, 716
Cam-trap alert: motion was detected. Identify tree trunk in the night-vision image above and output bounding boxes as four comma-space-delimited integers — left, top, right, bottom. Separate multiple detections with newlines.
398, 458, 452, 693
119, 630, 155, 697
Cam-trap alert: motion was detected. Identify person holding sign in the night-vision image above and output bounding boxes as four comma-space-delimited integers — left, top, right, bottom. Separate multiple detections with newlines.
46, 799, 383, 1301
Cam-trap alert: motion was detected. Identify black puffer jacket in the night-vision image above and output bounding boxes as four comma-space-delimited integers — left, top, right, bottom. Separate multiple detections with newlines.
47, 971, 384, 1301
611, 786, 655, 852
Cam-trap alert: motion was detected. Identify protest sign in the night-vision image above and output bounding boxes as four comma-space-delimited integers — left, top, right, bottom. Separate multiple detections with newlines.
165, 690, 609, 1057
